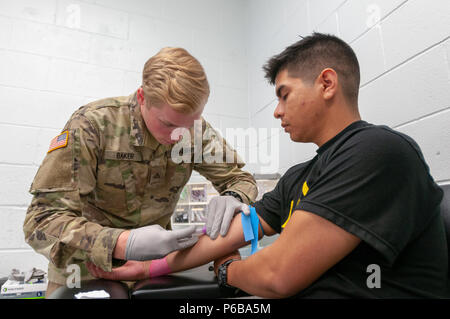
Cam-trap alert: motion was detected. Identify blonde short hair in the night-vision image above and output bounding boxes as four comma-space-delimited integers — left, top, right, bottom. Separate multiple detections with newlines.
142, 47, 210, 114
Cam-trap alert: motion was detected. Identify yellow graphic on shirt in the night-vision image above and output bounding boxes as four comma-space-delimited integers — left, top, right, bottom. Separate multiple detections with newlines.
282, 200, 294, 229
282, 181, 309, 228
302, 181, 309, 197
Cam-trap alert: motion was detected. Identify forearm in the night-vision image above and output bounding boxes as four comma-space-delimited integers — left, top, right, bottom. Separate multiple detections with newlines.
87, 213, 275, 281
24, 202, 123, 271
226, 244, 285, 298
166, 215, 247, 273
226, 209, 362, 298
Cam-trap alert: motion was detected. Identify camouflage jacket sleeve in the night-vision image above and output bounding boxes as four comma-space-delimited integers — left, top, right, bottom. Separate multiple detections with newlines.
193, 119, 258, 204
23, 110, 124, 272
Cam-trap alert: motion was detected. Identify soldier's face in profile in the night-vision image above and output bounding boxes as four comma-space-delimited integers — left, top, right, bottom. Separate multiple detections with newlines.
273, 69, 325, 144
140, 98, 204, 145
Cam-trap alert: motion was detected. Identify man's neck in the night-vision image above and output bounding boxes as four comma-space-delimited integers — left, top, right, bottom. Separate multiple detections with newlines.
315, 104, 361, 147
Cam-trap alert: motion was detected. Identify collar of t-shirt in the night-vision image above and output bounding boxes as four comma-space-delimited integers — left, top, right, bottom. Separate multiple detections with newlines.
316, 120, 368, 155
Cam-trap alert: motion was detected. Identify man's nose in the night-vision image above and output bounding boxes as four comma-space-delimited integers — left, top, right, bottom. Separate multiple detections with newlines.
274, 102, 284, 119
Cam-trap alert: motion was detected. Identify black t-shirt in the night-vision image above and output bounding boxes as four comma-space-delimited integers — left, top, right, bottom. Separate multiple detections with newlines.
254, 120, 448, 298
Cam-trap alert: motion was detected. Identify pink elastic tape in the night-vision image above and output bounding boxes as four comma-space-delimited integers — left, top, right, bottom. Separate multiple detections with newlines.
149, 257, 172, 278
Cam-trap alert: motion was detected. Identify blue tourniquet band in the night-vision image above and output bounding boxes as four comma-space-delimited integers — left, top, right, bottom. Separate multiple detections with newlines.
241, 205, 262, 255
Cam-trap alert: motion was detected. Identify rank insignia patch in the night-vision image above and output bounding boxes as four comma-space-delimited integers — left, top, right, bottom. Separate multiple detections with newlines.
48, 131, 69, 153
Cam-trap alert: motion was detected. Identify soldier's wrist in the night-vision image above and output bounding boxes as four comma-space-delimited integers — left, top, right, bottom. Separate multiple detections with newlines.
222, 191, 243, 203
113, 230, 130, 260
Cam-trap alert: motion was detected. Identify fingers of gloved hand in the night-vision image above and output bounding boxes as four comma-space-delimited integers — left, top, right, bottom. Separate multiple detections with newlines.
205, 197, 218, 235
144, 224, 165, 232
126, 224, 172, 261
220, 204, 237, 237
210, 198, 227, 239
239, 203, 250, 215
171, 225, 197, 240
176, 235, 199, 250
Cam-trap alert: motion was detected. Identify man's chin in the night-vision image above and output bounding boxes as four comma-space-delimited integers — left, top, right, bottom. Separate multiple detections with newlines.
290, 132, 305, 143
287, 132, 297, 142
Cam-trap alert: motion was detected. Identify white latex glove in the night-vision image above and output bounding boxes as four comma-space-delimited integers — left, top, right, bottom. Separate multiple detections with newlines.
206, 196, 250, 240
125, 224, 198, 261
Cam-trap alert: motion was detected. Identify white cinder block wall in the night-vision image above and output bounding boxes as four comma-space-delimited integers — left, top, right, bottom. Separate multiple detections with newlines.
0, 0, 449, 277
0, 0, 249, 277
247, 0, 450, 179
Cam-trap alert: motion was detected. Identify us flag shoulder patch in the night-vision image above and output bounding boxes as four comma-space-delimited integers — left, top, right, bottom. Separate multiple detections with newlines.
48, 131, 69, 153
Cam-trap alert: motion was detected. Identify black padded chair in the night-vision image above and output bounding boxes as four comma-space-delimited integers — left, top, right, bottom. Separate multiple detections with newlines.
439, 185, 450, 272
131, 263, 248, 299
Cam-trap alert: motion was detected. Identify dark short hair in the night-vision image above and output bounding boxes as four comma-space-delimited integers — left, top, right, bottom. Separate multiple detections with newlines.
263, 32, 360, 105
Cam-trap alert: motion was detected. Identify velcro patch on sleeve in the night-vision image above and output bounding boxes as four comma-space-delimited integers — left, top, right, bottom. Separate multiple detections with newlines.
48, 131, 69, 153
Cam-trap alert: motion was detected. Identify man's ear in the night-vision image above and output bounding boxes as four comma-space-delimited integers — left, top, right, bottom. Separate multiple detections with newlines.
318, 68, 338, 101
137, 87, 145, 105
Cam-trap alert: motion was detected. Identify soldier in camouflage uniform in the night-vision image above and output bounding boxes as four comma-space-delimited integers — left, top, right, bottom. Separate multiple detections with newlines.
23, 48, 257, 297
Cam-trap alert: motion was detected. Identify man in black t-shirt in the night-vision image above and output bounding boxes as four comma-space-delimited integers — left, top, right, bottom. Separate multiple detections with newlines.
213, 32, 448, 298
89, 33, 448, 298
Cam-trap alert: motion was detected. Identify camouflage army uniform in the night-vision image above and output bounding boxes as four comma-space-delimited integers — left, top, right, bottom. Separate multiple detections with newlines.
23, 91, 257, 286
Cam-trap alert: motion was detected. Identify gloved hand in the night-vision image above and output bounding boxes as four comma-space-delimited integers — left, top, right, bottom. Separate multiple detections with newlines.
206, 195, 250, 240
125, 224, 198, 261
